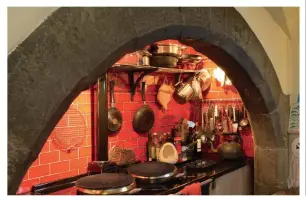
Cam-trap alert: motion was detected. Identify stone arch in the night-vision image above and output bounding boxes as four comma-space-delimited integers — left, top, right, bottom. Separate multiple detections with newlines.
8, 7, 289, 194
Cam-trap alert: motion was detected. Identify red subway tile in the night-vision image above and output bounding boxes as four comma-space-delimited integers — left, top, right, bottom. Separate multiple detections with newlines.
85, 135, 92, 146
137, 138, 147, 147
134, 147, 146, 157
205, 92, 219, 99
115, 93, 131, 103
49, 140, 60, 151
39, 173, 61, 184
22, 170, 29, 181
59, 169, 79, 179
74, 93, 87, 104
79, 167, 88, 175
39, 151, 59, 164
115, 103, 124, 111
87, 156, 92, 163
146, 94, 156, 102
123, 103, 142, 111
29, 164, 50, 179
79, 146, 92, 157
86, 127, 92, 136
56, 116, 69, 127
133, 93, 143, 102
60, 149, 78, 161
78, 104, 91, 114
130, 131, 139, 140
118, 131, 131, 141
19, 178, 40, 192
40, 141, 50, 153
50, 161, 69, 174
110, 141, 125, 149
120, 121, 133, 132
108, 135, 118, 142
31, 158, 39, 167
70, 157, 88, 170
122, 111, 131, 122
124, 140, 138, 149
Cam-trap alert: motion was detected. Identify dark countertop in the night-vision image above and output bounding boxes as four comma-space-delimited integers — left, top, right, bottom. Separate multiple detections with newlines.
158, 155, 254, 195
28, 154, 253, 195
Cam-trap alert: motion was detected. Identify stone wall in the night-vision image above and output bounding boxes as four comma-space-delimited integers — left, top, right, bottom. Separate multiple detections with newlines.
8, 7, 289, 194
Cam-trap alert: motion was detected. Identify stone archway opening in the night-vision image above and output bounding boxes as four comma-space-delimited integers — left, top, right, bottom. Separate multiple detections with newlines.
8, 7, 289, 195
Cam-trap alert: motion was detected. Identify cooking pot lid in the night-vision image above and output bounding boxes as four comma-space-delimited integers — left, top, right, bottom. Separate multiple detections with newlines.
127, 162, 177, 178
76, 173, 135, 190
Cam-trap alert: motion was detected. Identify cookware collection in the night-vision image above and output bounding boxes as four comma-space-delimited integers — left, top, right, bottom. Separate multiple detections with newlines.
200, 101, 249, 160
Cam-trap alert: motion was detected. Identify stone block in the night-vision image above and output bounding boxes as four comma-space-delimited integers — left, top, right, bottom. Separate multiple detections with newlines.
254, 146, 288, 187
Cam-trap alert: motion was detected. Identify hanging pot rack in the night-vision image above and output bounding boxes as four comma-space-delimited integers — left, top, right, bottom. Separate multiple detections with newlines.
110, 64, 201, 101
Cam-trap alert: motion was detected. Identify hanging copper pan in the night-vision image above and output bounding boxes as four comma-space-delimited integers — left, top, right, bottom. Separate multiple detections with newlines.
108, 80, 122, 133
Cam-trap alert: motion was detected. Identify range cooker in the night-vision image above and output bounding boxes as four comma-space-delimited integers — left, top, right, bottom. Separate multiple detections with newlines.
31, 158, 218, 195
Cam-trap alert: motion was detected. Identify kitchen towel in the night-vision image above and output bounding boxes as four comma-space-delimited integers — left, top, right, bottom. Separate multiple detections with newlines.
179, 182, 201, 195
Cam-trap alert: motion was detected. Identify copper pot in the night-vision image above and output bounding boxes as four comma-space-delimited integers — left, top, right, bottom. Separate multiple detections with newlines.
149, 44, 186, 57
175, 82, 194, 102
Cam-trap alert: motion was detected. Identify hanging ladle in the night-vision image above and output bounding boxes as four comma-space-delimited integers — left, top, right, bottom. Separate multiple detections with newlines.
239, 105, 249, 128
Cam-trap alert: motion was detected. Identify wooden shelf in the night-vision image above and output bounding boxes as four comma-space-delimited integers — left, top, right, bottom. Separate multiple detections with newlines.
111, 64, 200, 74
110, 64, 200, 101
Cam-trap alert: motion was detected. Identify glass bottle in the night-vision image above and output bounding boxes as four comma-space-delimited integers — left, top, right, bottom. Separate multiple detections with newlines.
147, 132, 153, 161
151, 133, 157, 161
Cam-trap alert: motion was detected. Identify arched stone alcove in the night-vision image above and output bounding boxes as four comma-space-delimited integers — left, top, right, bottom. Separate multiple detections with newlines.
8, 7, 289, 195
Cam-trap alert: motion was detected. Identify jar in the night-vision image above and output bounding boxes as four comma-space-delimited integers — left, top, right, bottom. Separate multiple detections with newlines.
174, 137, 182, 155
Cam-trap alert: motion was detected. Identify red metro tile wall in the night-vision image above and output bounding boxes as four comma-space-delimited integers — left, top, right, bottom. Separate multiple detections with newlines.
18, 89, 95, 194
18, 40, 254, 194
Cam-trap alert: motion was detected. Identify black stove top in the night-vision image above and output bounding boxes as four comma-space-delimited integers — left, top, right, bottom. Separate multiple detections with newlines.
29, 155, 251, 195
76, 159, 217, 195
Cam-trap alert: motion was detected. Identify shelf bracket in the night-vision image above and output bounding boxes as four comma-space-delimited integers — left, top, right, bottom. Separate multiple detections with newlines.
128, 69, 157, 101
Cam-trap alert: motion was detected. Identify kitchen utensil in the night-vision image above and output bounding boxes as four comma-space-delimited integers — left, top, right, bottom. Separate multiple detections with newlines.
209, 104, 215, 133
222, 106, 229, 133
158, 142, 179, 164
239, 105, 249, 128
227, 105, 233, 133
232, 105, 238, 133
190, 76, 203, 100
157, 78, 175, 110
174, 74, 194, 104
214, 105, 223, 133
149, 43, 186, 58
197, 69, 212, 92
218, 134, 244, 160
133, 82, 155, 133
108, 80, 123, 133
150, 55, 179, 68
52, 104, 86, 153
138, 51, 151, 66
201, 105, 216, 142
179, 54, 203, 70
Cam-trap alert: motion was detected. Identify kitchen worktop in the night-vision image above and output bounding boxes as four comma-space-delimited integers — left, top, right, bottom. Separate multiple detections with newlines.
27, 154, 253, 195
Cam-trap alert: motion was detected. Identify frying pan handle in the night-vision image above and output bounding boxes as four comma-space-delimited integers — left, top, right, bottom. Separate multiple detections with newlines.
141, 82, 146, 102
110, 80, 115, 104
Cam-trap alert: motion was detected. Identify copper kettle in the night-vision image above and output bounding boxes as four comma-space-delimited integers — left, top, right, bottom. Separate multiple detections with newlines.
218, 135, 244, 160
